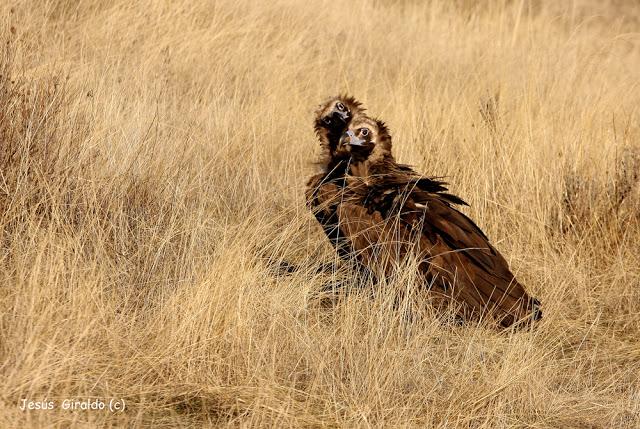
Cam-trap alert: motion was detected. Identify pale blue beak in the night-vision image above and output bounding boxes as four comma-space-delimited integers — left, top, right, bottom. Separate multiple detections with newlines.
344, 130, 366, 146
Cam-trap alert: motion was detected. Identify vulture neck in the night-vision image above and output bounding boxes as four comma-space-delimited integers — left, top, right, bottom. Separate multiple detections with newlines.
348, 159, 374, 178
347, 154, 395, 180
322, 154, 396, 183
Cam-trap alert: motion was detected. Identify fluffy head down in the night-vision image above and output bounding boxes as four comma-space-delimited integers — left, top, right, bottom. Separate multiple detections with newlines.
314, 95, 366, 152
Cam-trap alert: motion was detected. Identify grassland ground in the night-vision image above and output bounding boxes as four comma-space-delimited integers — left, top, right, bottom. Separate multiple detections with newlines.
1, 1, 639, 427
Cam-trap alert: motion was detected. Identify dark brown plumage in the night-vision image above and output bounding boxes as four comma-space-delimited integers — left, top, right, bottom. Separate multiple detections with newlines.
306, 95, 369, 260
306, 105, 541, 328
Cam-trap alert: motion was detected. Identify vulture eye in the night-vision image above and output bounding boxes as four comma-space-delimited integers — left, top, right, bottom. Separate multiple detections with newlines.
323, 117, 332, 125
360, 128, 369, 137
336, 102, 345, 111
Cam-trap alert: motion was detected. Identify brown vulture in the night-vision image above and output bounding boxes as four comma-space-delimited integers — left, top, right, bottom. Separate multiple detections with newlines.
306, 103, 542, 328
306, 95, 369, 261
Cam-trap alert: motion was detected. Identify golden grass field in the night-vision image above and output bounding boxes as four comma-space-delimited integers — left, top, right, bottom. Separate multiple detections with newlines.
1, 0, 640, 427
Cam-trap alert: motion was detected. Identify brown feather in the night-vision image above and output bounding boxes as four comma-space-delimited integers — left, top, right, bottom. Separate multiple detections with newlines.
307, 112, 541, 328
307, 96, 369, 261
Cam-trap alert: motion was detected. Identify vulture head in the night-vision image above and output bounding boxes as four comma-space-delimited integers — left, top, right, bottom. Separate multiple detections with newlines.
336, 116, 393, 164
314, 95, 366, 152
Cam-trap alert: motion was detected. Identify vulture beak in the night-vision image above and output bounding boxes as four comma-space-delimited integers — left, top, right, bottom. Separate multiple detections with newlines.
332, 109, 350, 124
342, 130, 366, 147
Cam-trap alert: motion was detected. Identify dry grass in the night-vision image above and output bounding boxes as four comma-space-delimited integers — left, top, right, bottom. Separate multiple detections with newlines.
1, 0, 639, 427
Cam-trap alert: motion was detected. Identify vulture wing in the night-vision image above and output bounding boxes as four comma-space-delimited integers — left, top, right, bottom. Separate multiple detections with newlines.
335, 173, 541, 327
306, 172, 352, 260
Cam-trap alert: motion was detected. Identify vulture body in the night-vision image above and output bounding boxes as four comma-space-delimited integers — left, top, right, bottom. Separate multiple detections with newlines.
306, 98, 541, 327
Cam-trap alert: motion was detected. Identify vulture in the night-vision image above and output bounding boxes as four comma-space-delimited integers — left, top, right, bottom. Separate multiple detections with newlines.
306, 95, 368, 261
306, 97, 542, 328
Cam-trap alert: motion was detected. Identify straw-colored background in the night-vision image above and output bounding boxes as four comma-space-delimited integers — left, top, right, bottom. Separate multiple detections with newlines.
1, 1, 639, 427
